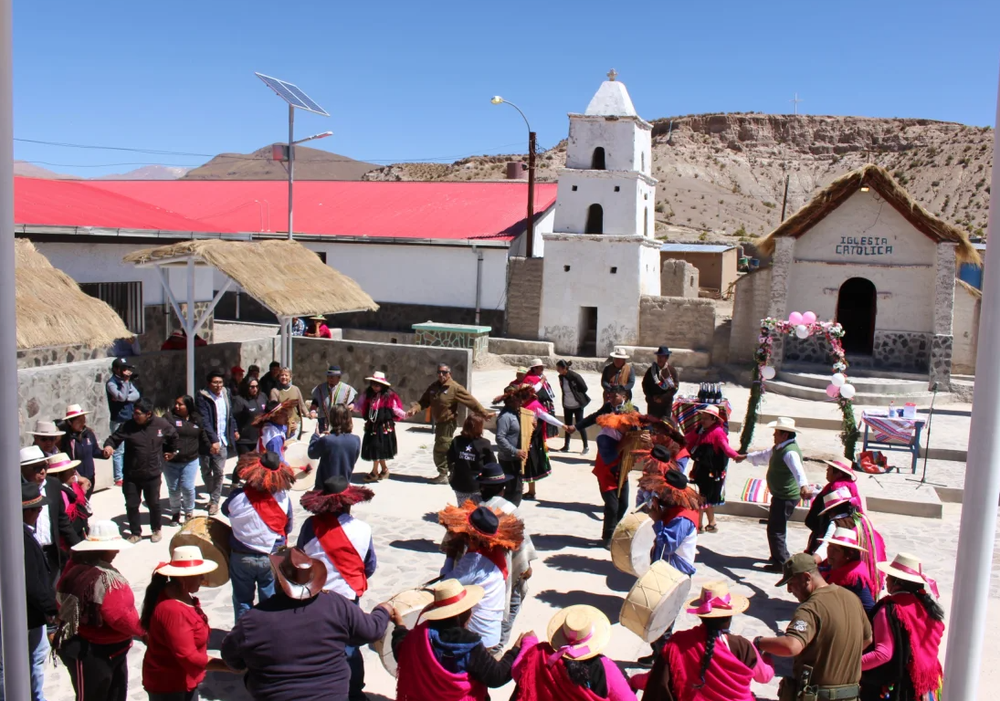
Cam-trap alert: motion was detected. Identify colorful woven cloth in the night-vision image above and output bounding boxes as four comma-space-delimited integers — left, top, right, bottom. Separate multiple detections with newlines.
673, 398, 732, 435
740, 478, 812, 508
861, 412, 917, 445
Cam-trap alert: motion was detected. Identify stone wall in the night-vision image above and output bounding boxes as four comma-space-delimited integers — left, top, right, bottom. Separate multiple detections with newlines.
138, 302, 215, 353
729, 268, 772, 364
637, 296, 716, 350
783, 334, 840, 366
506, 256, 544, 340
292, 337, 473, 413
17, 345, 107, 370
660, 259, 699, 298
952, 280, 980, 374
872, 331, 931, 373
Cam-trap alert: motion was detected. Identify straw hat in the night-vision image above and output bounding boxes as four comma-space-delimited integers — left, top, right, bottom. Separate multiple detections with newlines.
528, 358, 544, 368
156, 546, 220, 578
695, 405, 724, 421
63, 404, 89, 421
309, 315, 327, 322
365, 371, 391, 386
609, 347, 629, 360
30, 420, 64, 437
820, 526, 867, 552
46, 452, 80, 474
823, 459, 858, 482
878, 553, 931, 585
72, 520, 133, 552
818, 486, 854, 515
419, 579, 485, 622
269, 547, 327, 600
515, 367, 528, 375
546, 605, 612, 661
19, 445, 48, 467
685, 581, 750, 618
766, 417, 797, 433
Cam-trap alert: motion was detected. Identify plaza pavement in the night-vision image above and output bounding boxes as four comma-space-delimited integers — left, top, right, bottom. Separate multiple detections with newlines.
42, 365, 998, 700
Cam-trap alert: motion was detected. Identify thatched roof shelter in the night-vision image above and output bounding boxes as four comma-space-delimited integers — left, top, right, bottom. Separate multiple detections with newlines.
756, 165, 981, 266
16, 239, 131, 350
123, 239, 378, 317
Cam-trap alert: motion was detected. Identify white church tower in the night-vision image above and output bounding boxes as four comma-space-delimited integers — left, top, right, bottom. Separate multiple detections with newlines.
537, 70, 660, 357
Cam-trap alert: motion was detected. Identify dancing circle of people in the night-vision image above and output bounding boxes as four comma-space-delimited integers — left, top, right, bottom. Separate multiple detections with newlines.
19, 349, 944, 701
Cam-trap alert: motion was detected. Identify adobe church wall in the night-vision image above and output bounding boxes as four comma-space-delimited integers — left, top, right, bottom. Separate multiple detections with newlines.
638, 296, 716, 350
729, 268, 772, 363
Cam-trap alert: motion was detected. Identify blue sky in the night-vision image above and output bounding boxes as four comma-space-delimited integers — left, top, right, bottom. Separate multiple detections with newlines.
12, 0, 1000, 177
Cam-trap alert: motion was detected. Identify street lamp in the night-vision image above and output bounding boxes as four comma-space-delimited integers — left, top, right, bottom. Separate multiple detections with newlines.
491, 96, 537, 258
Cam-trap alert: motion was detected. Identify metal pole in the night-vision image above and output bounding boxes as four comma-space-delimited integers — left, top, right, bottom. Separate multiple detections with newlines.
943, 61, 1000, 701
186, 259, 196, 397
0, 0, 32, 695
287, 105, 294, 240
779, 174, 790, 221
474, 246, 483, 325
526, 131, 536, 258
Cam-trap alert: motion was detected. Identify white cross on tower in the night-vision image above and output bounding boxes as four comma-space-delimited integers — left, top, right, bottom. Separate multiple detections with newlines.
607, 68, 618, 81
790, 92, 803, 115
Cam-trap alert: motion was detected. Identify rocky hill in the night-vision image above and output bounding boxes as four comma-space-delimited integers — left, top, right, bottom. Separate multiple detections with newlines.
182, 144, 377, 181
365, 114, 994, 242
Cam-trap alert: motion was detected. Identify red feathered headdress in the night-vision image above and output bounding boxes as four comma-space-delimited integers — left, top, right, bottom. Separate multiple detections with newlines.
438, 501, 523, 551
595, 411, 643, 433
251, 399, 298, 427
237, 451, 295, 493
300, 477, 374, 515
637, 469, 703, 510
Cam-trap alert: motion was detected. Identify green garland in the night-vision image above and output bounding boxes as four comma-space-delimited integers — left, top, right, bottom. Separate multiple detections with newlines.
740, 364, 762, 453
839, 398, 860, 460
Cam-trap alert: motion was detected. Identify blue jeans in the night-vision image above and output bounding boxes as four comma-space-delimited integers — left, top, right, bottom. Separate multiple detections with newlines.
230, 552, 275, 622
109, 421, 124, 482
499, 577, 524, 648
28, 625, 48, 701
164, 458, 198, 516
200, 444, 228, 507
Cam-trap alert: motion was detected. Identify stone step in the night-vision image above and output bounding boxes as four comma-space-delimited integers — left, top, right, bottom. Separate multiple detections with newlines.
763, 379, 942, 406
775, 370, 930, 396
781, 362, 930, 383
495, 348, 711, 371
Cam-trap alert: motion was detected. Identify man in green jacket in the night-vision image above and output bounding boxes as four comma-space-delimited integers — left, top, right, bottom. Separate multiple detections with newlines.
407, 363, 493, 484
739, 417, 811, 571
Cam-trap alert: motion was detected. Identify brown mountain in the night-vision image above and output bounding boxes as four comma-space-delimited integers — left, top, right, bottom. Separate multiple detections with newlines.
364, 114, 993, 242
182, 144, 377, 181
13, 161, 79, 179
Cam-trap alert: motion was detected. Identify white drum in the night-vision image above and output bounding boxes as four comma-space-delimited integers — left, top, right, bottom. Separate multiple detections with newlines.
620, 560, 692, 643
374, 588, 435, 678
283, 441, 319, 492
610, 512, 656, 577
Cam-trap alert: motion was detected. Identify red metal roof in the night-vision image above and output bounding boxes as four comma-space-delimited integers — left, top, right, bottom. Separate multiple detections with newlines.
15, 177, 557, 241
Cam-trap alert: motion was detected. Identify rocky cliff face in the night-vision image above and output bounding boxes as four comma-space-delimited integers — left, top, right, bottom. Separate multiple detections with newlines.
367, 113, 993, 242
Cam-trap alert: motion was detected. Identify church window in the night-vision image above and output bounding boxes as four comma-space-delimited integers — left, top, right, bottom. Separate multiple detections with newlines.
592, 147, 606, 170
641, 152, 645, 171
564, 265, 571, 272
644, 207, 649, 236
610, 267, 618, 274
585, 204, 604, 234
614, 186, 620, 192
572, 185, 578, 191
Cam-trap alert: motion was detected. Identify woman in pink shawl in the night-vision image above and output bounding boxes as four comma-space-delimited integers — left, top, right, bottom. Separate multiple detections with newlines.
818, 527, 879, 613
811, 487, 888, 590
684, 405, 740, 533
634, 581, 773, 701
513, 604, 635, 701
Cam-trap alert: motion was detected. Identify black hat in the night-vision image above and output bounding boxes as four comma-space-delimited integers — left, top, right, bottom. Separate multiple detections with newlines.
468, 505, 500, 535
327, 365, 342, 376
651, 445, 672, 463
22, 483, 46, 510
260, 451, 282, 471
655, 346, 672, 357
111, 357, 134, 371
321, 475, 349, 494
476, 463, 513, 485
664, 470, 689, 490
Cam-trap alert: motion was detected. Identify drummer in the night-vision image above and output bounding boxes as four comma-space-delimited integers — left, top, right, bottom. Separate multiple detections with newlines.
221, 451, 296, 622
297, 476, 378, 700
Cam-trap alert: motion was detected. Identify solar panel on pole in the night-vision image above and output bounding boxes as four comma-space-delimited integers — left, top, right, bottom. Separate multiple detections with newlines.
255, 73, 329, 116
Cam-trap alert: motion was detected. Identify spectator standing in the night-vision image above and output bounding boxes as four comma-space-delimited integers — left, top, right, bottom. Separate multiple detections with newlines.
105, 357, 140, 487
259, 361, 282, 399
268, 367, 309, 439
228, 365, 245, 398
102, 398, 178, 543
20, 446, 81, 586
555, 359, 590, 454
59, 404, 101, 499
601, 347, 635, 401
197, 370, 239, 515
407, 363, 492, 485
233, 377, 268, 458
308, 404, 361, 484
310, 365, 358, 433
23, 482, 57, 701
166, 395, 209, 525
30, 420, 64, 456
494, 389, 528, 506
49, 453, 91, 544
642, 346, 679, 420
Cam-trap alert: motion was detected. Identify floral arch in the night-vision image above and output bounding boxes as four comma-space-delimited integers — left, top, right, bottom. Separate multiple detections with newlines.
739, 311, 861, 460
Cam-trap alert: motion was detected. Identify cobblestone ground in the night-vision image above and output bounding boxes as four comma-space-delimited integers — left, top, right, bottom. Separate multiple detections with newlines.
42, 387, 998, 700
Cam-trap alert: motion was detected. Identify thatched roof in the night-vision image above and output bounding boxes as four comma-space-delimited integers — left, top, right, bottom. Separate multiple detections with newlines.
16, 240, 131, 350
756, 165, 981, 266
123, 239, 378, 317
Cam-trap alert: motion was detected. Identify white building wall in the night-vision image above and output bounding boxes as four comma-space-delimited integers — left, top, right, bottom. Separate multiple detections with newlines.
566, 118, 650, 173
553, 173, 647, 236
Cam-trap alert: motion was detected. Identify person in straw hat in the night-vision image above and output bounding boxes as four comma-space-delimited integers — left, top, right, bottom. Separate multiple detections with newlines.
221, 450, 296, 622
221, 547, 393, 701
737, 416, 808, 570
512, 604, 635, 701
601, 346, 635, 402
22, 481, 58, 701
757, 553, 872, 701
635, 582, 773, 701
59, 403, 101, 498
297, 476, 378, 699
140, 546, 231, 699
810, 486, 888, 593
304, 314, 333, 338
438, 503, 524, 651
804, 460, 863, 554
685, 404, 740, 534
816, 527, 878, 614
31, 418, 66, 456
48, 451, 91, 543
54, 520, 142, 701
21, 445, 82, 586
861, 553, 945, 701
392, 578, 532, 701
351, 370, 407, 482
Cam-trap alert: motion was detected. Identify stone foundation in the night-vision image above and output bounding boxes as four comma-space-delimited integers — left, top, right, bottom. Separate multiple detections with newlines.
412, 323, 491, 363
782, 334, 839, 366
873, 331, 931, 373
930, 334, 953, 389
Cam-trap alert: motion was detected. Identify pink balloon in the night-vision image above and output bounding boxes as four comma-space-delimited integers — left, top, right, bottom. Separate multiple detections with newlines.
802, 311, 817, 325
825, 384, 840, 398
788, 312, 804, 325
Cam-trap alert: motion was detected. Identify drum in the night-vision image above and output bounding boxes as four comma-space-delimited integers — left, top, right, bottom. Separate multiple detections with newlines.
620, 560, 692, 643
284, 441, 319, 492
610, 512, 655, 577
168, 517, 233, 588
374, 588, 435, 678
